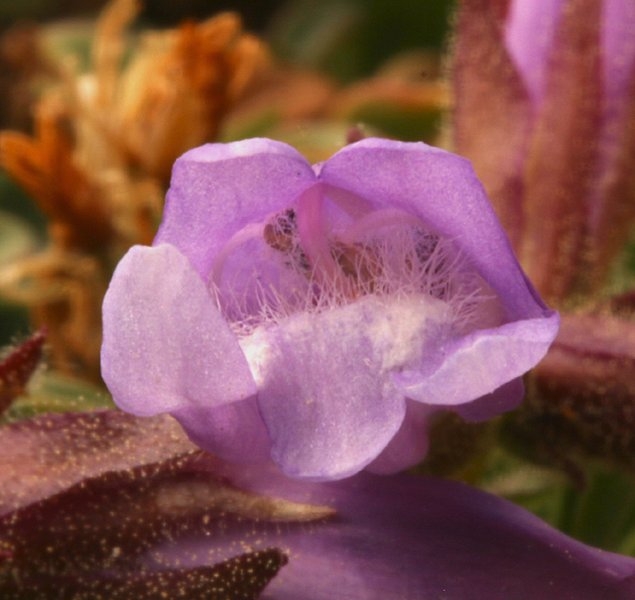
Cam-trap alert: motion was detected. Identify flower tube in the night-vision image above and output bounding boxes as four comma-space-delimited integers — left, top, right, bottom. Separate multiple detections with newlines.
102, 138, 558, 480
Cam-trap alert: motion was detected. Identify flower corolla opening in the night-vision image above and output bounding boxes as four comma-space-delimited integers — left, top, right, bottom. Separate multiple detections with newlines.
207, 181, 506, 412
209, 187, 499, 347
101, 137, 559, 481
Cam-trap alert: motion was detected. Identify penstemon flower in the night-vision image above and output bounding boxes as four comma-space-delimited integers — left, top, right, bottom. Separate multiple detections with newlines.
101, 138, 558, 480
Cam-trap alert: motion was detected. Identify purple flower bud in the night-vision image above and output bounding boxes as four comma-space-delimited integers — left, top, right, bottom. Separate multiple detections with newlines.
454, 0, 635, 302
506, 0, 635, 111
101, 138, 558, 480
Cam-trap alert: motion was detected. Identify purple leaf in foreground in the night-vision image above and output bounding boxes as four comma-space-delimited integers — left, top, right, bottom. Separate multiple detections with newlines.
0, 548, 287, 600
0, 412, 326, 598
0, 409, 194, 514
1, 412, 634, 599
149, 458, 635, 599
0, 451, 329, 575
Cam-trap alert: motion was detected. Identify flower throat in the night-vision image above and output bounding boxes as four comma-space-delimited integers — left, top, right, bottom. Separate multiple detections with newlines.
210, 193, 491, 336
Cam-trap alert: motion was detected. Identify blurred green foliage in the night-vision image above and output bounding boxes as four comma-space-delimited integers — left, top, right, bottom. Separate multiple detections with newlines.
484, 447, 635, 556
0, 176, 45, 344
269, 0, 454, 82
343, 102, 442, 141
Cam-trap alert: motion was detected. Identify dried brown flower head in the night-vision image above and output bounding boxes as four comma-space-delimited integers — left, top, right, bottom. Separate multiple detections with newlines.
0, 0, 271, 381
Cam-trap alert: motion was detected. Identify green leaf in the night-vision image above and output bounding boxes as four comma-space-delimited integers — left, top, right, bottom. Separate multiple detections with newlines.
558, 465, 635, 555
479, 446, 570, 528
480, 443, 635, 556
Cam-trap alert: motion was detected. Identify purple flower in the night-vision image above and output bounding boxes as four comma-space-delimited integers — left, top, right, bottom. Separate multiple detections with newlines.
101, 138, 558, 480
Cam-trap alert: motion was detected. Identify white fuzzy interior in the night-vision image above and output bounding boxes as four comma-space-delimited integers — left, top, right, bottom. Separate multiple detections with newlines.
208, 207, 502, 341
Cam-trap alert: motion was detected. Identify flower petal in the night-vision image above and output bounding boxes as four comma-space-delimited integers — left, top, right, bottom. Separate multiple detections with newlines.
319, 138, 551, 322
505, 0, 564, 105
366, 399, 434, 474
101, 243, 257, 416
171, 399, 271, 464
155, 138, 317, 279
393, 315, 558, 408
102, 138, 560, 480
246, 297, 411, 480
454, 378, 525, 422
602, 0, 635, 104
